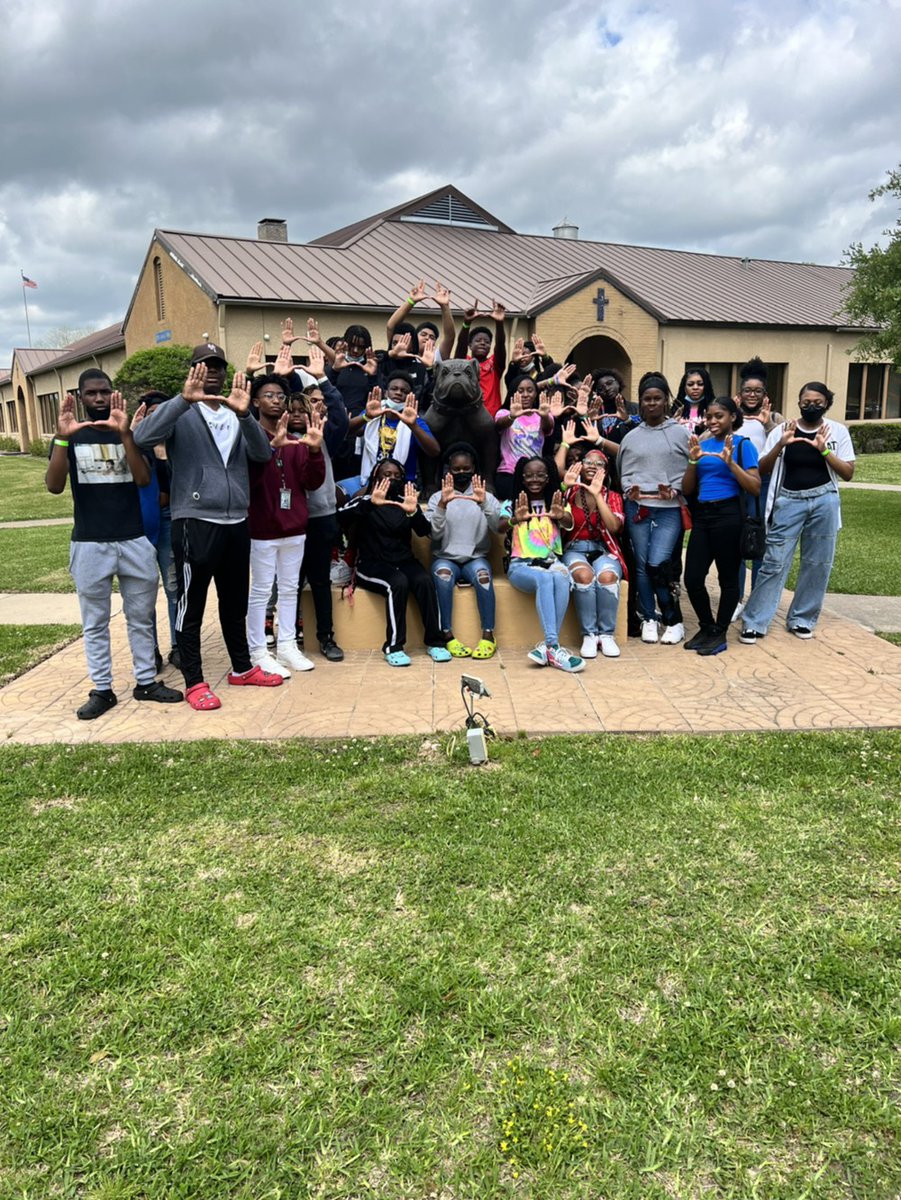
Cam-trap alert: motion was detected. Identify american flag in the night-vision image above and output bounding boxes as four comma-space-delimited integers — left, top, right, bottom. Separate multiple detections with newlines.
21, 274, 37, 289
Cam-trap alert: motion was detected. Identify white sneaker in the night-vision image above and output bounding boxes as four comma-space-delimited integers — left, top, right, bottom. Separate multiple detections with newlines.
580, 634, 598, 659
660, 622, 684, 645
547, 645, 585, 673
330, 560, 352, 586
250, 647, 291, 679
641, 620, 659, 643
598, 635, 621, 658
732, 602, 745, 623
277, 641, 315, 672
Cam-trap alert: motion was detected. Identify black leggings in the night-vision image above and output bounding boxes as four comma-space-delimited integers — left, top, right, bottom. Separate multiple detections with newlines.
297, 513, 339, 641
684, 498, 743, 629
354, 558, 444, 653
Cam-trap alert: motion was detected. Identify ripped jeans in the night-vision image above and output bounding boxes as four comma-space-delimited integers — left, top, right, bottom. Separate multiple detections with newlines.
431, 556, 495, 631
563, 546, 622, 637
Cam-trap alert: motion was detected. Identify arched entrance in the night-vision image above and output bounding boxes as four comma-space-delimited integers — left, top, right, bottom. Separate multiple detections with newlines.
16, 386, 29, 446
568, 335, 632, 396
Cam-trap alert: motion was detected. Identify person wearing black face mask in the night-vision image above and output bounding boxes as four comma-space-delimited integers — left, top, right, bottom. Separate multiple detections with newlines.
426, 444, 508, 659
740, 382, 856, 644
338, 458, 451, 667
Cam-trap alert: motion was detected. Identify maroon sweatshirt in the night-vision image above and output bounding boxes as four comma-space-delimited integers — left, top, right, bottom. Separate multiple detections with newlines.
248, 432, 326, 540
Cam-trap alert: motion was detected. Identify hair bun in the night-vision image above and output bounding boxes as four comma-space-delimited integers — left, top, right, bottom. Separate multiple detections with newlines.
739, 356, 768, 383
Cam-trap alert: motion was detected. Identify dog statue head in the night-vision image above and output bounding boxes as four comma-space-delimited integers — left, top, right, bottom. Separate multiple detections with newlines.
431, 358, 482, 411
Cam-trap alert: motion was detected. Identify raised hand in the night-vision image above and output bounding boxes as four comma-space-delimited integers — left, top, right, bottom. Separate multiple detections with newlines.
332, 350, 348, 372
270, 410, 291, 449
490, 299, 506, 323
615, 393, 628, 422
463, 301, 481, 323
812, 422, 832, 453
308, 343, 326, 377
440, 472, 456, 507
557, 363, 578, 386
513, 490, 530, 524
129, 402, 147, 432
688, 433, 703, 463
409, 279, 427, 304
421, 342, 436, 369
431, 280, 451, 307
550, 390, 568, 420
361, 347, 378, 376
537, 389, 551, 418
779, 419, 798, 448
365, 387, 384, 420
720, 433, 734, 464
472, 474, 487, 504
401, 481, 420, 515
245, 340, 265, 374
399, 393, 419, 427
182, 363, 210, 404
575, 386, 589, 417
92, 391, 129, 434
281, 317, 302, 346
509, 392, 524, 419
511, 336, 525, 364
562, 419, 579, 445
549, 490, 567, 522
223, 371, 251, 416
587, 464, 608, 497
304, 317, 323, 347
299, 408, 326, 452
532, 334, 546, 356
272, 342, 295, 375
582, 418, 601, 444
563, 462, 582, 489
389, 333, 413, 359
370, 477, 392, 506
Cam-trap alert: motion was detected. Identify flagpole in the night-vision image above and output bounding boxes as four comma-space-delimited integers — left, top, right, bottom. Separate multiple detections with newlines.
20, 271, 32, 347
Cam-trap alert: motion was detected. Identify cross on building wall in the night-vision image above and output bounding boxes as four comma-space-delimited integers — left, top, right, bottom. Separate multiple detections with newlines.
594, 287, 609, 322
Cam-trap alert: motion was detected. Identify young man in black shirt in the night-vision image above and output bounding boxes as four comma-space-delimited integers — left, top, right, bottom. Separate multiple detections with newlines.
45, 369, 183, 719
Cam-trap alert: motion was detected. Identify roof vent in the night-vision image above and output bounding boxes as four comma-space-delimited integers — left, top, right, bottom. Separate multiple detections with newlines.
553, 217, 579, 240
258, 218, 288, 243
399, 192, 498, 230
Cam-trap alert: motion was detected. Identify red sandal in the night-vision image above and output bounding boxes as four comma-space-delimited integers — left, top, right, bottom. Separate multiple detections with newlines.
185, 682, 222, 711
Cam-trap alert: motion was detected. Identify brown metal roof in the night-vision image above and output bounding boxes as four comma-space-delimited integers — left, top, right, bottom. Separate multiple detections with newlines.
154, 189, 858, 329
310, 184, 514, 247
12, 323, 125, 378
14, 348, 60, 374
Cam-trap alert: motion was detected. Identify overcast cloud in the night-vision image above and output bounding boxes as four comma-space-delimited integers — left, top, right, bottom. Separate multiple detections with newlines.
2, 0, 900, 364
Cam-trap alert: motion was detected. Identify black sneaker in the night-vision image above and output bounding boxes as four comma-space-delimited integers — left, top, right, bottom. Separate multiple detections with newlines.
789, 626, 814, 640
319, 636, 345, 662
168, 645, 182, 672
739, 627, 764, 645
684, 626, 713, 651
133, 681, 184, 703
265, 612, 276, 650
77, 689, 117, 720
696, 628, 728, 656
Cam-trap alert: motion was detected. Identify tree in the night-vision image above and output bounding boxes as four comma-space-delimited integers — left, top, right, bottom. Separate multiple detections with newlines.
113, 345, 195, 406
843, 165, 901, 368
43, 326, 98, 349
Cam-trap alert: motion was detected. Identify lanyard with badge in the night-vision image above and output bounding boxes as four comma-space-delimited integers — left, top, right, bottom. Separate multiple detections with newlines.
275, 450, 292, 510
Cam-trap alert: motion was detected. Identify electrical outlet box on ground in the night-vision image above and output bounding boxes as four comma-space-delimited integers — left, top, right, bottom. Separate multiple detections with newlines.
467, 727, 488, 765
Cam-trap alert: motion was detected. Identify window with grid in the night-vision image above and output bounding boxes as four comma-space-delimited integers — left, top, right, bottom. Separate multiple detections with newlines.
846, 363, 901, 420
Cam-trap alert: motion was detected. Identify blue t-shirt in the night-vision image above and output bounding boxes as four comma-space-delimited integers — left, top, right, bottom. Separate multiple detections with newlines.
696, 434, 758, 501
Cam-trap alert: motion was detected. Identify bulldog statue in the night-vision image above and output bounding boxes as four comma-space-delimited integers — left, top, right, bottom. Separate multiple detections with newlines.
423, 358, 498, 493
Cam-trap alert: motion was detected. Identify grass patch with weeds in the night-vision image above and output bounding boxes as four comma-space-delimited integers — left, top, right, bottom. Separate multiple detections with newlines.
0, 454, 73, 521
851, 452, 901, 486
0, 525, 75, 592
0, 623, 81, 685
876, 631, 901, 647
0, 733, 898, 1198
787, 489, 901, 595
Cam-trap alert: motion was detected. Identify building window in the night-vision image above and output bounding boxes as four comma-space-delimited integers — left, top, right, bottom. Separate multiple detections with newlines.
7, 401, 18, 433
846, 363, 900, 420
153, 256, 166, 322
684, 362, 785, 407
37, 392, 60, 436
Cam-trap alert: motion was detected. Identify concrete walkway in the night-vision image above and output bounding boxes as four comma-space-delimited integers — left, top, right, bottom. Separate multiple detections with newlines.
1, 591, 899, 744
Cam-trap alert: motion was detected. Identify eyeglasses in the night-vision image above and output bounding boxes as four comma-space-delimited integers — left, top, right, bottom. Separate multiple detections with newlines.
258, 391, 285, 401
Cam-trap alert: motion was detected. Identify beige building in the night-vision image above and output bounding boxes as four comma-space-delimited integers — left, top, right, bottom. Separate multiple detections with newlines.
4, 186, 897, 447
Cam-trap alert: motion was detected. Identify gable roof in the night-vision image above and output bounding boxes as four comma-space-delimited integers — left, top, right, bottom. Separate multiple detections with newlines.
11, 323, 126, 379
310, 184, 514, 247
144, 187, 858, 330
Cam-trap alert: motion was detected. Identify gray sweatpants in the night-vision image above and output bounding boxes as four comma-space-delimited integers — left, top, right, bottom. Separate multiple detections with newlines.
69, 538, 159, 689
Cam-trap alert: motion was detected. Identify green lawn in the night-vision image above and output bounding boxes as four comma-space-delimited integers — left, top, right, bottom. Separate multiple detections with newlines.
0, 454, 73, 521
0, 623, 81, 685
852, 452, 901, 486
787, 488, 901, 595
0, 525, 74, 591
0, 734, 898, 1199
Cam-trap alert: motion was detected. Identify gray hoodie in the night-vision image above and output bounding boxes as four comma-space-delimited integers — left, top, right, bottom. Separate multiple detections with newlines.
134, 395, 271, 522
618, 418, 689, 507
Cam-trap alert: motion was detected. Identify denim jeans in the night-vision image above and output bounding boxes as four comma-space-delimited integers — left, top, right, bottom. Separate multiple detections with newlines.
624, 501, 683, 623
507, 560, 571, 645
742, 484, 840, 633
563, 546, 622, 637
432, 556, 496, 632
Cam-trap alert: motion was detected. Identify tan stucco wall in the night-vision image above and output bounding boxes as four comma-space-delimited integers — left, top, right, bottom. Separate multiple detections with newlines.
660, 327, 863, 421
125, 240, 218, 355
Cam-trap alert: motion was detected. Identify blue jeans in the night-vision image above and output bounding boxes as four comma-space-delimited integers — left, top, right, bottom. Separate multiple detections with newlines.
432, 557, 496, 632
507, 560, 571, 645
563, 546, 622, 637
742, 484, 840, 634
624, 502, 683, 624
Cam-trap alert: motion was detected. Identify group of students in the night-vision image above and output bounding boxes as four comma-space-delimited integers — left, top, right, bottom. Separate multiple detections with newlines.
48, 300, 855, 715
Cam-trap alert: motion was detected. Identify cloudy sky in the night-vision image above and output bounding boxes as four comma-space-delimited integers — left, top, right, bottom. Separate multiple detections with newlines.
2, 0, 900, 365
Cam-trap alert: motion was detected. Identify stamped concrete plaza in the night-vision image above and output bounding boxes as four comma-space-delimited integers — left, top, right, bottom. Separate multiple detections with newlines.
1, 585, 899, 744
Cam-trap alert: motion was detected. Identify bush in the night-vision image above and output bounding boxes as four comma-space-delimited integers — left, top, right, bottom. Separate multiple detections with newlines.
848, 422, 901, 453
28, 438, 49, 458
113, 345, 195, 407
0, 436, 21, 452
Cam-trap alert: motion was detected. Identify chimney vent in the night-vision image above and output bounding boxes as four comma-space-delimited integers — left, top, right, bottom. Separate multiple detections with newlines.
553, 217, 579, 240
258, 218, 288, 243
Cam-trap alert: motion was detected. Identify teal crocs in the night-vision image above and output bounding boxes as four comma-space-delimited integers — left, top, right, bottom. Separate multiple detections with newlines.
427, 646, 453, 663
384, 650, 412, 667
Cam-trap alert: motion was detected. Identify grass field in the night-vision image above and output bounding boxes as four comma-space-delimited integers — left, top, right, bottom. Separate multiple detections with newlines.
0, 623, 81, 685
0, 455, 73, 521
851, 452, 901, 485
0, 733, 898, 1199
0, 524, 74, 591
785, 489, 901, 596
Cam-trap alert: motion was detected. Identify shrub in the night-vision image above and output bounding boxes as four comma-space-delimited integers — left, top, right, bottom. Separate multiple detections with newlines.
0, 436, 21, 452
113, 345, 195, 407
848, 422, 901, 453
29, 438, 49, 458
